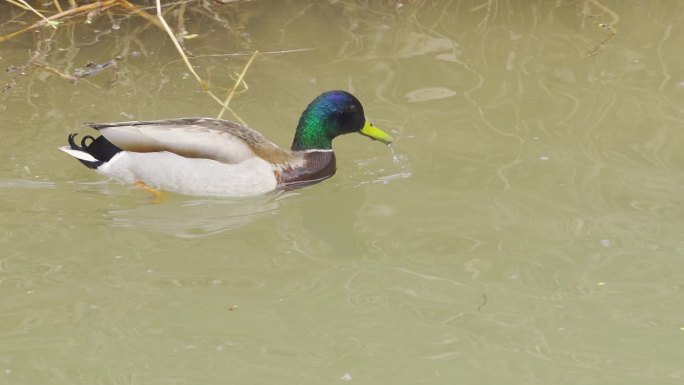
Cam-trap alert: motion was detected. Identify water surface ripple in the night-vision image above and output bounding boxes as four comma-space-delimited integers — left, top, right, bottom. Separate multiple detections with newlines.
1, 1, 684, 384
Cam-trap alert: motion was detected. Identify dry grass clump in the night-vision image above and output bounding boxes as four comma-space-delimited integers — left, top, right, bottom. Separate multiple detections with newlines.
1, 0, 256, 122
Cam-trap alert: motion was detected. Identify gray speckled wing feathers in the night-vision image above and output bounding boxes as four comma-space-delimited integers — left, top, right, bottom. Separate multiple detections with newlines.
87, 118, 293, 165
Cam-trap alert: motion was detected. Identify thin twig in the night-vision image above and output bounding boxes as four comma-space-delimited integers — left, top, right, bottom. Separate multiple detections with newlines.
176, 2, 187, 48
31, 61, 78, 82
584, 0, 620, 57
217, 50, 258, 120
116, 0, 164, 29
0, 0, 117, 42
52, 0, 63, 13
15, 0, 59, 29
5, 0, 30, 11
477, 293, 488, 311
154, 0, 207, 89
154, 0, 245, 124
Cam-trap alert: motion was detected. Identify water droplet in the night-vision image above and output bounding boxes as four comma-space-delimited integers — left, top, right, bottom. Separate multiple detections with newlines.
388, 144, 401, 164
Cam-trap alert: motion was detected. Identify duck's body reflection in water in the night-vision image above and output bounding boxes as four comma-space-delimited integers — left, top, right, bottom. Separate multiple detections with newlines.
108, 193, 281, 238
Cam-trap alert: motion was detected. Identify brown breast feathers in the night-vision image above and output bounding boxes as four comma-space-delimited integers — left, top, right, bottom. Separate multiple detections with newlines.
276, 151, 336, 190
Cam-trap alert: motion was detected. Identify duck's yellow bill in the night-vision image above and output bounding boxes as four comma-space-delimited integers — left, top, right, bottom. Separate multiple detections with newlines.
360, 121, 393, 144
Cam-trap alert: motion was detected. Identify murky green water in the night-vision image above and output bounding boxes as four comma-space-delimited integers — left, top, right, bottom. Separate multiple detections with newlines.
2, 1, 684, 384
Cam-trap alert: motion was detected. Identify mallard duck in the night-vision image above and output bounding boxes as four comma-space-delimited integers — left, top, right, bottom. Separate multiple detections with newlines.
59, 90, 393, 197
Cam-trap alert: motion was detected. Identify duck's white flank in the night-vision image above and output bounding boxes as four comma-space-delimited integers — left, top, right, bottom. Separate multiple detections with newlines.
99, 151, 278, 197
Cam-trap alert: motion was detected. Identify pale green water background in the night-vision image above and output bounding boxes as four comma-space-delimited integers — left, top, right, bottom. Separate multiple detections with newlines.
2, 1, 684, 384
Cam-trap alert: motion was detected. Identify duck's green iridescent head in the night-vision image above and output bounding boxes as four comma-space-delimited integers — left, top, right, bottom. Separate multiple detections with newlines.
291, 90, 393, 151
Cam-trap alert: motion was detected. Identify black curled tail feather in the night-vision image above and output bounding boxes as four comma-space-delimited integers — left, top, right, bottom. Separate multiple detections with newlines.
67, 133, 122, 169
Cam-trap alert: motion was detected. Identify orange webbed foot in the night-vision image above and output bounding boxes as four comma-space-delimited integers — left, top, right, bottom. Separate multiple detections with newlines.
135, 180, 165, 204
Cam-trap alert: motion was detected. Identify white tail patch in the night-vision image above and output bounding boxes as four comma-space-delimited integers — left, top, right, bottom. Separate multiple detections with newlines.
59, 146, 99, 163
